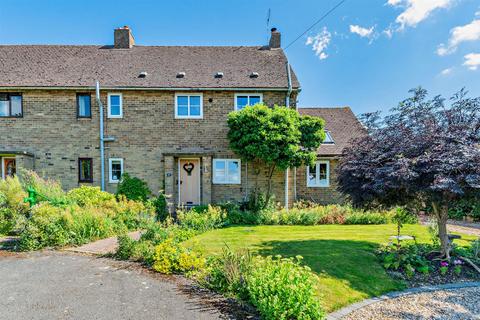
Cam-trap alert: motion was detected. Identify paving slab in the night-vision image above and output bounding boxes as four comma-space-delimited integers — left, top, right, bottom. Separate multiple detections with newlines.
64, 231, 142, 255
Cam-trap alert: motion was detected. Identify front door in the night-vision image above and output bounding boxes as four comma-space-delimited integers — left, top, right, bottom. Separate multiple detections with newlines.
179, 158, 200, 206
2, 158, 16, 179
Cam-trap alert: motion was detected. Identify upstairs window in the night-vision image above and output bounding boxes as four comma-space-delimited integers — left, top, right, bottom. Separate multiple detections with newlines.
109, 158, 124, 183
307, 160, 330, 187
77, 94, 91, 118
108, 93, 123, 118
175, 94, 203, 119
322, 131, 335, 144
78, 158, 93, 183
213, 159, 241, 184
0, 94, 22, 117
235, 93, 263, 111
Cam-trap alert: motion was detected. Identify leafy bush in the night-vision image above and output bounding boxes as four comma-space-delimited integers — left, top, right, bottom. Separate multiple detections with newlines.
344, 212, 388, 225
0, 207, 18, 235
0, 176, 29, 213
152, 191, 169, 221
177, 205, 227, 232
448, 197, 480, 221
116, 173, 151, 202
204, 248, 324, 320
18, 196, 154, 251
152, 238, 205, 274
20, 169, 69, 205
67, 186, 115, 207
242, 190, 277, 213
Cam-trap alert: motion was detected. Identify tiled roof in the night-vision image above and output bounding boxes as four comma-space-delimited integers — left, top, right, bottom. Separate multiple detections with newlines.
298, 107, 366, 156
0, 45, 299, 89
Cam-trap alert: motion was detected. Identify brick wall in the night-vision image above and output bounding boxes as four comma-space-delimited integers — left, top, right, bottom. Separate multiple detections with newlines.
1, 89, 300, 206
295, 159, 346, 204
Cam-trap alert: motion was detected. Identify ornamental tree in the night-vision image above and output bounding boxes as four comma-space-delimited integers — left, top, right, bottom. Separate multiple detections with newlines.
337, 88, 480, 258
227, 104, 325, 207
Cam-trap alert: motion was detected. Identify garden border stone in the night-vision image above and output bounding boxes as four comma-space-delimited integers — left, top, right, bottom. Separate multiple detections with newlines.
326, 281, 480, 320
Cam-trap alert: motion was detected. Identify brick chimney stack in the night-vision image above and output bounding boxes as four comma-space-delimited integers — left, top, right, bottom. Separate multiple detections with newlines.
114, 26, 135, 49
269, 27, 281, 49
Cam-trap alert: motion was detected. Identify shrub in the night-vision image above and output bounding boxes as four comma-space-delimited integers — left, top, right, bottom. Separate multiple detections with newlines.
0, 176, 29, 212
204, 249, 324, 320
152, 191, 169, 221
177, 205, 227, 232
116, 234, 136, 260
246, 256, 324, 320
344, 212, 388, 225
67, 186, 115, 207
116, 173, 151, 202
0, 207, 17, 235
20, 169, 69, 205
152, 238, 205, 274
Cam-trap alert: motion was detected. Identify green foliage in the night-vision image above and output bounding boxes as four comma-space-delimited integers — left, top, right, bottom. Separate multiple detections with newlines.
243, 190, 277, 213
20, 169, 69, 205
227, 105, 325, 170
152, 238, 205, 274
377, 243, 432, 278
0, 176, 29, 213
151, 191, 168, 221
204, 248, 324, 320
116, 173, 151, 202
448, 197, 480, 221
344, 213, 389, 225
67, 186, 115, 207
0, 207, 18, 235
177, 205, 227, 232
18, 195, 154, 251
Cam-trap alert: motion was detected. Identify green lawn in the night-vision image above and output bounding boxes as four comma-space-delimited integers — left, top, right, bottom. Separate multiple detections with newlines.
186, 224, 475, 312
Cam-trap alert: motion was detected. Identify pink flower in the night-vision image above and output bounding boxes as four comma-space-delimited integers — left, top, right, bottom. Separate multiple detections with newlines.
440, 261, 449, 267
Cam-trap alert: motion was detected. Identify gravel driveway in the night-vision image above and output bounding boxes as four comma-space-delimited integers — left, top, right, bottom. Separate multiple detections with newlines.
343, 286, 480, 320
0, 251, 228, 320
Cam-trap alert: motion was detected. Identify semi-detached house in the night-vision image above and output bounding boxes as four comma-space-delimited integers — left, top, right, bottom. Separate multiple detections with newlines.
0, 26, 365, 209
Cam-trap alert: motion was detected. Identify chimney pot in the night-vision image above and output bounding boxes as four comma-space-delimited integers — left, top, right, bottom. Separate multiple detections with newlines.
269, 27, 281, 49
114, 26, 135, 49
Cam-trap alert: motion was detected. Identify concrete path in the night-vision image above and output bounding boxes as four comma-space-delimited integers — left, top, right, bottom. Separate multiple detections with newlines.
65, 231, 143, 255
0, 251, 228, 320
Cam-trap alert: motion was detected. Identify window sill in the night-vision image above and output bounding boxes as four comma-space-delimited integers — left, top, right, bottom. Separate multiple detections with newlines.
307, 184, 330, 188
175, 116, 203, 120
213, 182, 241, 185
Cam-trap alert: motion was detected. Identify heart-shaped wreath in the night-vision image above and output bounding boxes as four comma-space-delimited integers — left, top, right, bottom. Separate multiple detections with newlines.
183, 162, 195, 176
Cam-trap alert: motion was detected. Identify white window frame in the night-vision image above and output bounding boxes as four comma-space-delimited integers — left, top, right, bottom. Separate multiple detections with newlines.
212, 159, 241, 184
175, 93, 203, 119
307, 160, 330, 188
108, 158, 124, 183
234, 93, 263, 111
107, 93, 123, 118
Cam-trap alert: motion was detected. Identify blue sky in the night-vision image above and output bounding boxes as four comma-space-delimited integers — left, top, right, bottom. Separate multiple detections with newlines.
0, 0, 479, 115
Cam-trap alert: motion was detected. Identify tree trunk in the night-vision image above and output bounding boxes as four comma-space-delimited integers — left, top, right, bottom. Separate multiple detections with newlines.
432, 201, 451, 259
263, 164, 276, 210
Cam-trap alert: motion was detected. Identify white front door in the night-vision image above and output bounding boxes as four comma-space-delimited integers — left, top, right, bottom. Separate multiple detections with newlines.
178, 158, 200, 206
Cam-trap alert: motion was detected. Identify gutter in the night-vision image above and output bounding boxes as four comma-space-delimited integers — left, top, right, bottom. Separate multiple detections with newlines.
95, 81, 106, 191
285, 61, 293, 210
0, 86, 300, 92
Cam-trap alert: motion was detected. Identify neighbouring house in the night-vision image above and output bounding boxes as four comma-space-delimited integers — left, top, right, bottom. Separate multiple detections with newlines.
0, 26, 364, 209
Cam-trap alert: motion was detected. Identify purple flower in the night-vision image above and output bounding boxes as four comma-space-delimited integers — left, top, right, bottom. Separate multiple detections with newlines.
453, 259, 463, 265
440, 261, 449, 267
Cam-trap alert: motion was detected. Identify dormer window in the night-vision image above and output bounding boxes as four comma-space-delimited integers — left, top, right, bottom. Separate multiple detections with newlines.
322, 131, 334, 144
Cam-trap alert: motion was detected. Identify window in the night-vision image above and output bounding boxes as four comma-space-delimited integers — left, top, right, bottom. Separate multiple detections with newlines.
322, 131, 335, 144
213, 159, 241, 184
234, 93, 263, 111
307, 160, 330, 187
0, 93, 22, 117
109, 158, 124, 183
78, 158, 93, 183
108, 93, 123, 118
77, 94, 91, 118
175, 94, 203, 119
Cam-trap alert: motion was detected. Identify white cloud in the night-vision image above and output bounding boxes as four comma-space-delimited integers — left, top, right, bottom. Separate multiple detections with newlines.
349, 25, 375, 38
463, 53, 480, 70
306, 27, 331, 60
436, 19, 480, 56
387, 0, 452, 30
440, 67, 453, 75
476, 10, 480, 17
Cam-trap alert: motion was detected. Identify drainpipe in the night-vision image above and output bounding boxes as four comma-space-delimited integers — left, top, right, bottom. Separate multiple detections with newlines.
285, 61, 293, 209
96, 81, 106, 191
